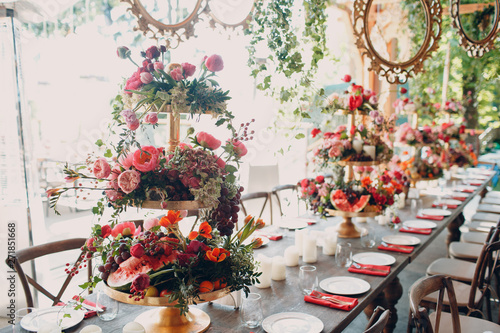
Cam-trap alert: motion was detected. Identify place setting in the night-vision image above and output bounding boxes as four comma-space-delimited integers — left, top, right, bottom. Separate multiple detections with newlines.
416, 208, 452, 221
347, 252, 395, 277
377, 234, 421, 254
432, 198, 462, 209
399, 219, 437, 235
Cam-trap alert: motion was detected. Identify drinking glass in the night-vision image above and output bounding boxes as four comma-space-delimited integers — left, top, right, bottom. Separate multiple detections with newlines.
298, 265, 318, 295
335, 243, 352, 267
240, 293, 264, 328
360, 227, 376, 248
410, 199, 423, 216
14, 307, 38, 333
96, 289, 119, 321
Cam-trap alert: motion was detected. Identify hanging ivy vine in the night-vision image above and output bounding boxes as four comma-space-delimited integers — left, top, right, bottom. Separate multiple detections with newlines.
245, 0, 332, 137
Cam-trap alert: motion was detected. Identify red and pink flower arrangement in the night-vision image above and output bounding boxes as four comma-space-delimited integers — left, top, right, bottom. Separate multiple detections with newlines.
323, 75, 378, 114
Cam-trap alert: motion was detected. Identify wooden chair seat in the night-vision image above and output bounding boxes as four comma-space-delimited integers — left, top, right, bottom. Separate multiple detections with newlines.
449, 242, 482, 261
461, 232, 488, 244
429, 311, 500, 332
426, 258, 476, 283
477, 204, 500, 214
466, 221, 497, 233
471, 212, 500, 222
485, 191, 500, 199
480, 197, 500, 205
423, 280, 482, 308
363, 306, 390, 333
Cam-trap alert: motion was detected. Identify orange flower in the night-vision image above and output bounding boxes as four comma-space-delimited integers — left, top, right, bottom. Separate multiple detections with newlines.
244, 215, 253, 224
252, 218, 265, 229
385, 186, 395, 195
361, 176, 372, 188
188, 221, 212, 240
205, 248, 230, 262
159, 210, 183, 228
402, 151, 409, 155
46, 188, 61, 197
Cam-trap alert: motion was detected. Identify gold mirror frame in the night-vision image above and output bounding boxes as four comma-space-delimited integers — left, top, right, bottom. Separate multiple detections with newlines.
353, 0, 443, 84
450, 0, 500, 57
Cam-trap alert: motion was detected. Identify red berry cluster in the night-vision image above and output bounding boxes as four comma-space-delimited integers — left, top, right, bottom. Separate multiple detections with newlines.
234, 119, 255, 142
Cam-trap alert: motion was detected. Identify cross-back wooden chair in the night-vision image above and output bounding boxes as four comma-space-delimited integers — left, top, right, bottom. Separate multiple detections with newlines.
271, 184, 299, 217
240, 191, 272, 224
363, 306, 390, 333
6, 238, 91, 308
409, 275, 500, 332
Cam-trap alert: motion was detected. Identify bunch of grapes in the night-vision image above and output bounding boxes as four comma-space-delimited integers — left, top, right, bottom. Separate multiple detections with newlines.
211, 185, 244, 236
344, 187, 361, 205
140, 230, 168, 256
97, 239, 130, 281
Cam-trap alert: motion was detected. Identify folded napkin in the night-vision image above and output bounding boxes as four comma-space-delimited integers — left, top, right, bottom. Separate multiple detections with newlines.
400, 226, 432, 235
460, 188, 475, 193
452, 196, 467, 202
307, 221, 316, 225
432, 204, 458, 209
348, 263, 390, 277
417, 214, 444, 221
378, 244, 414, 254
469, 182, 483, 186
304, 291, 358, 311
268, 235, 283, 241
56, 297, 103, 319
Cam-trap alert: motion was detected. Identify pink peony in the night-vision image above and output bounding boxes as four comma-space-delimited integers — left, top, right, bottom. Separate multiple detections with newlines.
118, 153, 134, 170
178, 142, 192, 150
196, 131, 221, 150
153, 62, 164, 71
124, 68, 145, 93
111, 221, 139, 238
132, 146, 160, 172
229, 139, 247, 157
205, 54, 224, 72
315, 175, 324, 183
100, 225, 112, 238
215, 157, 226, 169
140, 72, 153, 84
144, 112, 158, 125
181, 62, 196, 77
170, 67, 184, 81
117, 170, 141, 194
143, 217, 159, 231
93, 158, 111, 179
128, 119, 140, 131
121, 110, 140, 130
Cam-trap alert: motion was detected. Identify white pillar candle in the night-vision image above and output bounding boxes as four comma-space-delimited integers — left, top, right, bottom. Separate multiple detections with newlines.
302, 234, 317, 263
255, 254, 273, 288
284, 246, 300, 266
398, 193, 406, 209
363, 145, 376, 160
310, 230, 325, 247
271, 256, 286, 281
323, 232, 338, 255
353, 139, 363, 154
79, 325, 102, 333
122, 322, 145, 333
295, 229, 308, 256
377, 215, 388, 225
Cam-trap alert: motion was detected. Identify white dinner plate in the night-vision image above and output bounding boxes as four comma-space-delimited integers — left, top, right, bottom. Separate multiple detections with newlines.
319, 276, 370, 295
455, 185, 477, 192
403, 220, 437, 229
352, 252, 396, 266
419, 208, 452, 217
262, 312, 324, 333
434, 199, 462, 206
382, 235, 421, 246
278, 219, 308, 230
21, 306, 84, 331
450, 192, 469, 198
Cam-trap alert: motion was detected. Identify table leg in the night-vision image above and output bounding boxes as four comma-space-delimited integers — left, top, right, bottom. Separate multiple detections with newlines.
364, 277, 403, 333
446, 213, 465, 255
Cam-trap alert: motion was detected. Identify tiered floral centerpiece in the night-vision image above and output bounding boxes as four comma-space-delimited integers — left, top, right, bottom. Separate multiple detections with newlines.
47, 46, 261, 326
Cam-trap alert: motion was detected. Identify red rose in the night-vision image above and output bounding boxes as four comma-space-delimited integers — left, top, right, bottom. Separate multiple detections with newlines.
400, 87, 407, 94
351, 84, 363, 94
205, 54, 224, 72
100, 225, 111, 238
342, 74, 351, 83
311, 128, 321, 138
348, 95, 363, 111
145, 46, 160, 59
130, 244, 145, 258
300, 178, 309, 188
315, 175, 325, 183
86, 237, 97, 252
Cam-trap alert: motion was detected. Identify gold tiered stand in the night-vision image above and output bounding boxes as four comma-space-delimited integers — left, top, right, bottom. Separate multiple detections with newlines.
329, 111, 383, 238
104, 284, 230, 333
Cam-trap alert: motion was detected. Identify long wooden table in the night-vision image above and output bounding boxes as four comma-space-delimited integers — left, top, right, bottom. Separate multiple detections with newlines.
2, 172, 493, 333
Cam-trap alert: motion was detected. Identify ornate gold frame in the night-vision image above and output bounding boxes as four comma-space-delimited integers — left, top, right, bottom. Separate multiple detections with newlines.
450, 0, 500, 57
121, 0, 254, 45
353, 0, 443, 84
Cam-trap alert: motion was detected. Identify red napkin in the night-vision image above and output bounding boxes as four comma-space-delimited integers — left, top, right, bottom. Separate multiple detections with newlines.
348, 263, 390, 277
378, 244, 414, 253
307, 221, 316, 225
432, 204, 458, 209
268, 235, 283, 241
470, 182, 483, 186
461, 188, 475, 193
452, 196, 467, 202
400, 227, 432, 235
304, 291, 358, 311
416, 214, 444, 221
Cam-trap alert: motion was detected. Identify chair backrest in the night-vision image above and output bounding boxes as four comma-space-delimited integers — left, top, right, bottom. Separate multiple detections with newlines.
409, 275, 461, 333
468, 227, 500, 311
363, 306, 390, 333
5, 238, 91, 307
271, 184, 299, 217
240, 191, 272, 224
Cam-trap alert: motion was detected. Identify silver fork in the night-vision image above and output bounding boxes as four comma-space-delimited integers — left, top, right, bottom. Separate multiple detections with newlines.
351, 262, 388, 273
310, 290, 351, 305
381, 241, 410, 250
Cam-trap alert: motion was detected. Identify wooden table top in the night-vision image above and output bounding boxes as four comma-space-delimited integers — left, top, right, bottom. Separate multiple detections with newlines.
3, 171, 494, 333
